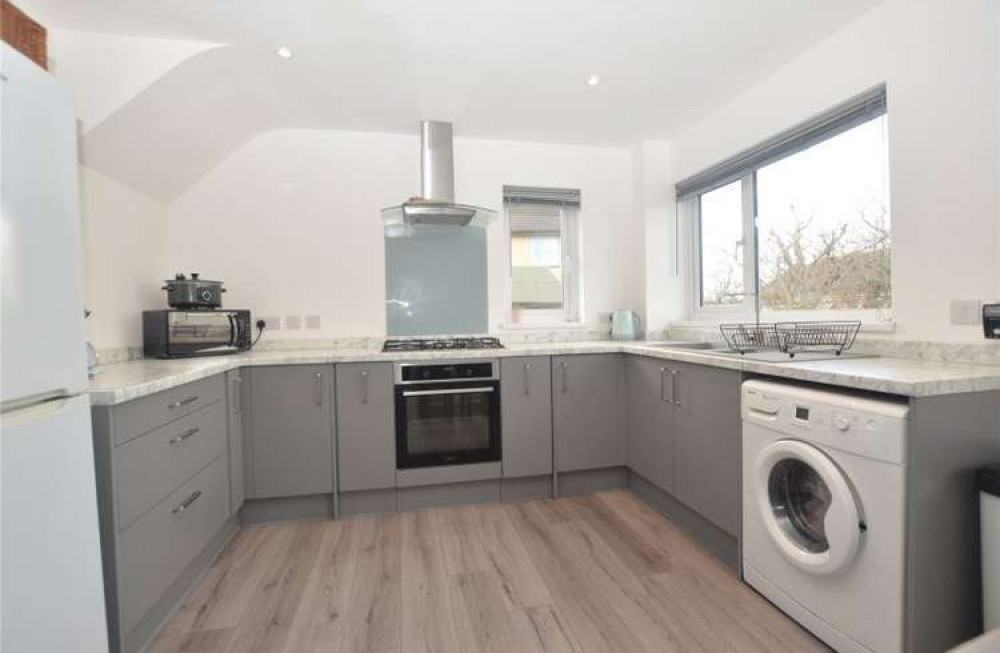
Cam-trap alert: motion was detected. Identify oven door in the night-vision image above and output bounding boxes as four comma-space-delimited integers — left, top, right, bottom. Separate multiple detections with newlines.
395, 380, 501, 469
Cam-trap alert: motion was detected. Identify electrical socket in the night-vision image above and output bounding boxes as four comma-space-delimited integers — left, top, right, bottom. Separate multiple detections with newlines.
284, 315, 302, 330
258, 315, 280, 331
950, 299, 982, 326
305, 315, 321, 329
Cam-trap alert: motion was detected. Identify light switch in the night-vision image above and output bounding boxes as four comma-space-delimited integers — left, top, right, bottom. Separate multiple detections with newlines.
950, 300, 982, 325
305, 315, 321, 329
284, 315, 302, 330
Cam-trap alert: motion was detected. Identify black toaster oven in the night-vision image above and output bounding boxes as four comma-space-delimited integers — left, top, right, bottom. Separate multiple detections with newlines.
985, 304, 1000, 339
143, 309, 252, 358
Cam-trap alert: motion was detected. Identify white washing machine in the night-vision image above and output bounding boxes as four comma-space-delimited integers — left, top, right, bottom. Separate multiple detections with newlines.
741, 379, 909, 653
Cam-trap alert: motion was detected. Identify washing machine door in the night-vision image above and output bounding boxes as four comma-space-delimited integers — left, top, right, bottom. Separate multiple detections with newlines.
756, 439, 863, 575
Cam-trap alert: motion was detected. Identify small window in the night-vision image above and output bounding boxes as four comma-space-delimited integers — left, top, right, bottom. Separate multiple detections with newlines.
504, 186, 581, 324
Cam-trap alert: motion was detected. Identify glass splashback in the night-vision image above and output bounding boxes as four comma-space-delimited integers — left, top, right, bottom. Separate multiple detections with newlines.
385, 224, 489, 335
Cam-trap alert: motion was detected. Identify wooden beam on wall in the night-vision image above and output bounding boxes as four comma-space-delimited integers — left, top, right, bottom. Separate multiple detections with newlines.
1, 0, 47, 70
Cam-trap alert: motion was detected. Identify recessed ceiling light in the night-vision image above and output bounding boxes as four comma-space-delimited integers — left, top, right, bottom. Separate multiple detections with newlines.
586, 75, 601, 87
276, 46, 294, 59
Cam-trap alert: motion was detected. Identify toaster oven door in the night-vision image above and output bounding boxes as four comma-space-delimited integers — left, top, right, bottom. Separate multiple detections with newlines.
166, 311, 237, 354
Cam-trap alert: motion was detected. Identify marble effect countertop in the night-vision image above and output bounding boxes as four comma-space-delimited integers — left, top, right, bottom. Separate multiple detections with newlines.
87, 341, 1000, 406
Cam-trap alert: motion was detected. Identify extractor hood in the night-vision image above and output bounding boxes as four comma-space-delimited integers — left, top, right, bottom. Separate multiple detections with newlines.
382, 121, 496, 227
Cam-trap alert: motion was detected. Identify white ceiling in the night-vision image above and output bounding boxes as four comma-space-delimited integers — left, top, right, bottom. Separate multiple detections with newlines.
30, 0, 881, 199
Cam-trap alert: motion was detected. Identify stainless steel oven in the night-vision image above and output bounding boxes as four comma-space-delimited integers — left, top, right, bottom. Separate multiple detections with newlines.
394, 360, 501, 469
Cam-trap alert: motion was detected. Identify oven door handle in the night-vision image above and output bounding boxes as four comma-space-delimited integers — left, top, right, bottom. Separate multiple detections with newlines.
402, 387, 495, 397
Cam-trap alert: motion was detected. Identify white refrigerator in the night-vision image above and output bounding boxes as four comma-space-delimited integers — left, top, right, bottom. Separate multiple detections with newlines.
1, 44, 110, 652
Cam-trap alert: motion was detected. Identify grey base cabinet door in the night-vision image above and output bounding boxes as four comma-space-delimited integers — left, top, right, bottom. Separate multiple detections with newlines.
226, 369, 245, 514
552, 354, 624, 472
335, 363, 395, 492
671, 361, 741, 535
625, 355, 674, 492
501, 357, 552, 478
244, 365, 336, 499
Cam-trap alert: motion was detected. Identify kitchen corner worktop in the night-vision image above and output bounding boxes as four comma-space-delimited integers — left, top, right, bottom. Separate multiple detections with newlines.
86, 341, 1000, 406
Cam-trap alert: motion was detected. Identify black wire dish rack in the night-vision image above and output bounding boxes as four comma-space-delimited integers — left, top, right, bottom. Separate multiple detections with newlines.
719, 321, 862, 358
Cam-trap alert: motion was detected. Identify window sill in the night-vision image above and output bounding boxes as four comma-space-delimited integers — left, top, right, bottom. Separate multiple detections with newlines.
499, 322, 591, 331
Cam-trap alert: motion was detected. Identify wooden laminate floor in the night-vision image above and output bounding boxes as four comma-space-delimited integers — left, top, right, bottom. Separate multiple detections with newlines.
149, 490, 829, 653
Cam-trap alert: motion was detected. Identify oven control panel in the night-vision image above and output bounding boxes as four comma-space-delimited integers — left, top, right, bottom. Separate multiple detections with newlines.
396, 360, 499, 384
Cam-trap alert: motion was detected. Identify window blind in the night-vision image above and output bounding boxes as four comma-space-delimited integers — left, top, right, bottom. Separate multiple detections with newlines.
503, 185, 581, 206
504, 185, 580, 235
508, 203, 562, 235
674, 84, 887, 200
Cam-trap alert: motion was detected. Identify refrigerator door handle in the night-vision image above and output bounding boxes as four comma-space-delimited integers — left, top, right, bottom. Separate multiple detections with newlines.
0, 394, 76, 427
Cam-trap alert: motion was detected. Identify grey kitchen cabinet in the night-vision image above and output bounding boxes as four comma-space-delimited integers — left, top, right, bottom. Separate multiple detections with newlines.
244, 365, 336, 499
552, 354, 625, 472
225, 369, 245, 513
624, 355, 674, 492
501, 356, 553, 478
90, 375, 234, 653
670, 360, 742, 535
335, 362, 395, 492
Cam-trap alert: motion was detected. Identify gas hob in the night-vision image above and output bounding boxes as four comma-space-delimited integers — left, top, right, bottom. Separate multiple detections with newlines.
382, 336, 504, 353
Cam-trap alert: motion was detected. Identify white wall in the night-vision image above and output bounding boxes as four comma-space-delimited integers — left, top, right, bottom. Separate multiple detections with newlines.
65, 0, 1000, 348
456, 136, 640, 332
633, 140, 683, 335
48, 29, 217, 132
78, 167, 168, 350
647, 0, 1000, 342
163, 129, 639, 340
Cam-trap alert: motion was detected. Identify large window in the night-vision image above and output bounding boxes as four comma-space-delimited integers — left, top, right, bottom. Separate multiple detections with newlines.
684, 86, 891, 322
504, 186, 581, 324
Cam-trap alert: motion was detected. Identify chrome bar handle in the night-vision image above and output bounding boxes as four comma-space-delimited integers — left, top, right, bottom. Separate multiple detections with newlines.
560, 361, 569, 394
360, 370, 369, 405
672, 369, 681, 406
168, 395, 198, 410
523, 363, 531, 396
169, 427, 201, 445
314, 372, 324, 406
402, 387, 494, 398
659, 367, 667, 402
232, 376, 242, 415
172, 490, 202, 515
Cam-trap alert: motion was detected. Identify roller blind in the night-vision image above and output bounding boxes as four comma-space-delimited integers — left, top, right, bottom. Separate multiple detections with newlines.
508, 204, 562, 235
503, 185, 581, 206
675, 84, 887, 200
504, 185, 580, 235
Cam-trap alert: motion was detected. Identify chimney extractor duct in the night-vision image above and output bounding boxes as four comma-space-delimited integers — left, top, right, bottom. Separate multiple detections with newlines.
381, 121, 496, 227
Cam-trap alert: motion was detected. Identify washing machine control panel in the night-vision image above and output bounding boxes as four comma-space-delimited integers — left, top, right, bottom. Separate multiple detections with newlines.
743, 381, 908, 464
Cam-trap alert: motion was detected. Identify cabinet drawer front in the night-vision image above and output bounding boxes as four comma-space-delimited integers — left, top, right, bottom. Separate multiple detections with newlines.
118, 454, 229, 635
113, 375, 226, 445
114, 400, 227, 529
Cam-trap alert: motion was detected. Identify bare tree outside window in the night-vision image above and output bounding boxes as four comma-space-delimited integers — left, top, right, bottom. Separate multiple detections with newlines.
697, 114, 891, 318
